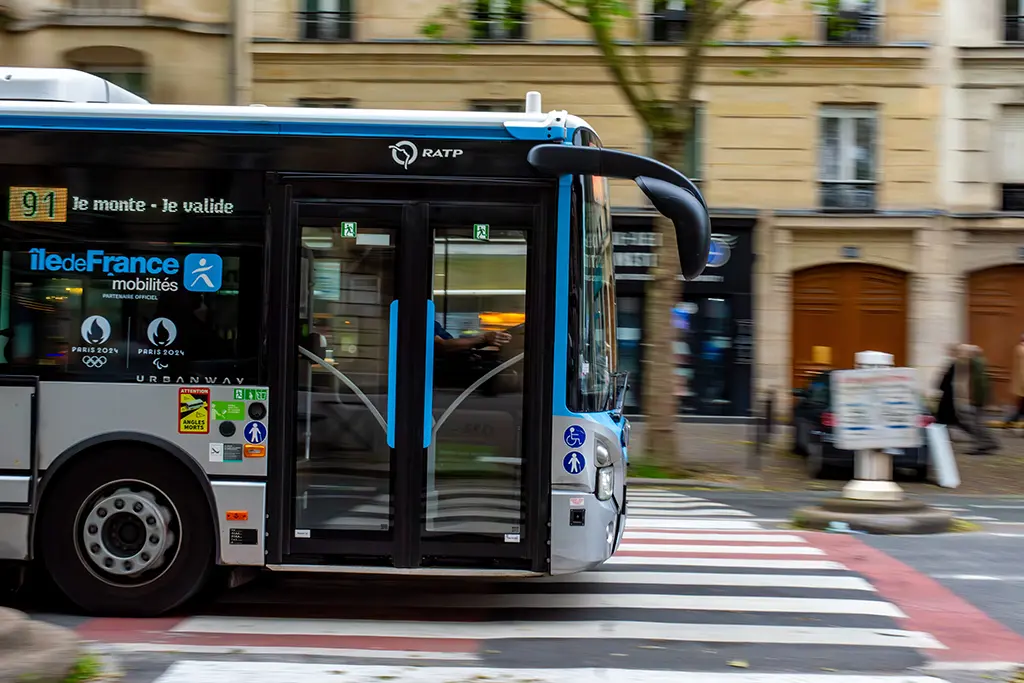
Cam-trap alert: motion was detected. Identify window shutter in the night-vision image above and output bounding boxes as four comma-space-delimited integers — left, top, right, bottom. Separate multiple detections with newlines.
999, 105, 1024, 183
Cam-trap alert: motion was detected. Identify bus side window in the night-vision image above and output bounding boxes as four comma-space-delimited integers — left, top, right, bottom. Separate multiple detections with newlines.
0, 251, 9, 365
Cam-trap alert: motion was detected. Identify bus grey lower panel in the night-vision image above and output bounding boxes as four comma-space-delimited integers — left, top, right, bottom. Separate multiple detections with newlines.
0, 475, 29, 505
211, 481, 266, 566
0, 513, 29, 560
549, 490, 618, 575
0, 384, 33, 470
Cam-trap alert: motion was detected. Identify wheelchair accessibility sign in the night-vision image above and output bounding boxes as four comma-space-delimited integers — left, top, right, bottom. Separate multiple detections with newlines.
563, 451, 585, 475
563, 425, 586, 448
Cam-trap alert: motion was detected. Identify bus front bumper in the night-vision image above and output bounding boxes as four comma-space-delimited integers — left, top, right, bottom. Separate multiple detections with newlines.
549, 489, 621, 575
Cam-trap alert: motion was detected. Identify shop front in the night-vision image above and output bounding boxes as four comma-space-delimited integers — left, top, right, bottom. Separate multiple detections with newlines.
612, 212, 756, 417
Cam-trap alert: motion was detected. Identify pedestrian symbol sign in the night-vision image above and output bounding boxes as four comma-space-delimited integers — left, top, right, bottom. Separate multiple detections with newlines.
178, 387, 210, 434
340, 222, 358, 238
233, 388, 268, 402
473, 224, 490, 241
563, 451, 585, 475
244, 421, 268, 445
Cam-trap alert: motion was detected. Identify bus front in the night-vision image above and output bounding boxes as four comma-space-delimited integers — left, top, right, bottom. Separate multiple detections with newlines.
533, 122, 712, 574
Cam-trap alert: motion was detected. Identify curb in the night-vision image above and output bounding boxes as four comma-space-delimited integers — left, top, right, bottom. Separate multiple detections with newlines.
627, 477, 747, 489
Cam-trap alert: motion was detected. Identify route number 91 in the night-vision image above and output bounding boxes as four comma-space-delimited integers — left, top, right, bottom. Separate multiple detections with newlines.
8, 186, 68, 222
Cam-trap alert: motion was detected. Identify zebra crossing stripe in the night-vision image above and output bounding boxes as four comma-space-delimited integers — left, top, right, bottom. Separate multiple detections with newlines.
152, 662, 955, 683
170, 617, 945, 649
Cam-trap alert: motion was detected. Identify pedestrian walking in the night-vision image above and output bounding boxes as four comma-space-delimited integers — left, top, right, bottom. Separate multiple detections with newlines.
1004, 333, 1024, 432
954, 344, 999, 455
935, 343, 961, 432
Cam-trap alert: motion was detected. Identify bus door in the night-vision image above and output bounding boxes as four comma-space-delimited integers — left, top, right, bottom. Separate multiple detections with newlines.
271, 179, 554, 572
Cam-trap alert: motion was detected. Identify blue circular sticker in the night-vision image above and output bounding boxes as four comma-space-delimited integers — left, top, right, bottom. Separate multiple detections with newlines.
563, 425, 586, 449
244, 421, 267, 445
563, 451, 586, 475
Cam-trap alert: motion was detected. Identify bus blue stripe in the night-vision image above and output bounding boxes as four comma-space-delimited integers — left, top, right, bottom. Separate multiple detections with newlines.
423, 299, 435, 449
552, 173, 573, 418
0, 115, 545, 140
387, 299, 399, 449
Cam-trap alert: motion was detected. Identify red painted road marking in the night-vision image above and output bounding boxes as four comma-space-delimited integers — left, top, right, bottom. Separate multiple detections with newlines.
76, 620, 479, 653
803, 531, 1024, 663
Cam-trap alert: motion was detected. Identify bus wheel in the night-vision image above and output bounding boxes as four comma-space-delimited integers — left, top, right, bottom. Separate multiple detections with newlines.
38, 446, 214, 617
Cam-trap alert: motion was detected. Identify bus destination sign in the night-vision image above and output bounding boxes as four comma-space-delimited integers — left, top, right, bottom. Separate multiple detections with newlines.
8, 186, 69, 223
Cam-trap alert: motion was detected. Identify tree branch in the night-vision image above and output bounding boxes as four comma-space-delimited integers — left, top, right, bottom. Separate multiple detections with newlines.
709, 0, 757, 32
534, 0, 588, 22
582, 0, 651, 124
630, 0, 657, 104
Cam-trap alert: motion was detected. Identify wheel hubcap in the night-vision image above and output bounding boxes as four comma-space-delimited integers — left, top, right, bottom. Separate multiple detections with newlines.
79, 483, 178, 583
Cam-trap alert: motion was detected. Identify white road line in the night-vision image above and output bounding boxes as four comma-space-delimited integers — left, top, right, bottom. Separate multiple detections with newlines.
604, 556, 848, 570
622, 532, 807, 543
618, 543, 824, 555
970, 505, 1024, 509
88, 643, 479, 660
152, 663, 955, 683
932, 574, 1024, 582
171, 618, 946, 649
631, 509, 756, 517
406, 593, 904, 616
544, 571, 875, 591
624, 519, 765, 530
628, 502, 733, 510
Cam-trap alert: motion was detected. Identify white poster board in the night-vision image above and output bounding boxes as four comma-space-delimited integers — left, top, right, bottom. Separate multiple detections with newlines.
831, 367, 924, 451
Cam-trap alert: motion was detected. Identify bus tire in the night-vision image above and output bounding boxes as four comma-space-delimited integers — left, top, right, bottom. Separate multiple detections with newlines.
37, 445, 215, 617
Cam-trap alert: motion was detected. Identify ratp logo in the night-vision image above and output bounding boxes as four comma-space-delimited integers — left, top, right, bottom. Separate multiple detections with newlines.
389, 140, 418, 169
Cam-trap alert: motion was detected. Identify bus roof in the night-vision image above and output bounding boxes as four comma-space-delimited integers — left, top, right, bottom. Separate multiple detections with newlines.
0, 67, 590, 142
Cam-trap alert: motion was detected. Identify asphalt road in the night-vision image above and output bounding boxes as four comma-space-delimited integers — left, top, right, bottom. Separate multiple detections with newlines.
10, 487, 1024, 683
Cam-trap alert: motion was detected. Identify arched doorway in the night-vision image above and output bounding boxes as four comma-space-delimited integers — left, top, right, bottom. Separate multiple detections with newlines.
968, 265, 1024, 406
791, 264, 908, 388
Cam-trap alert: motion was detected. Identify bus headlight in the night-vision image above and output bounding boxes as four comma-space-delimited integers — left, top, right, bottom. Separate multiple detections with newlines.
596, 466, 614, 501
595, 442, 612, 467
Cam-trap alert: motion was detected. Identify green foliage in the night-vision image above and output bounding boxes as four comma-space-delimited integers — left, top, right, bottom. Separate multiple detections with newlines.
61, 655, 102, 683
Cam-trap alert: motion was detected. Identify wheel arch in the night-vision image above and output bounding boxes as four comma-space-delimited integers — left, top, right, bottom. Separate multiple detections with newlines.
31, 432, 221, 562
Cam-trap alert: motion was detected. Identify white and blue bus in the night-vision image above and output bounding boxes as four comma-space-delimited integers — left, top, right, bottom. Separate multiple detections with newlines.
0, 67, 710, 616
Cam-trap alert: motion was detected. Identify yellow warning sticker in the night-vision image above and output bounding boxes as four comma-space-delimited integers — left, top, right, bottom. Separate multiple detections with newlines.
179, 387, 211, 434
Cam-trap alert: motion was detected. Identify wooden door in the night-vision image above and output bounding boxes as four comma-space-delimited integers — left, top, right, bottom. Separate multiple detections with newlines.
968, 265, 1024, 406
791, 264, 908, 389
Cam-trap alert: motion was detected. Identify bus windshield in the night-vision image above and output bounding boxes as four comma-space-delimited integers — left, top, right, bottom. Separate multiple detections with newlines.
573, 172, 617, 413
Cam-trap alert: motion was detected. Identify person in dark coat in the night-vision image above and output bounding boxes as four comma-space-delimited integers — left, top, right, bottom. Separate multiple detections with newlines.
936, 343, 960, 429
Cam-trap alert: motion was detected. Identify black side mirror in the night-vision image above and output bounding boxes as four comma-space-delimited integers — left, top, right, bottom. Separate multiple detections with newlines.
526, 144, 711, 280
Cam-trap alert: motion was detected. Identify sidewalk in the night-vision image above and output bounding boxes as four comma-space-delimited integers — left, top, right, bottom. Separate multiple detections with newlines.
627, 422, 1024, 494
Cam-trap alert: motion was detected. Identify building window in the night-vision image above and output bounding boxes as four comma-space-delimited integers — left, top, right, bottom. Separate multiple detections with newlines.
296, 97, 355, 108
472, 0, 527, 41
646, 105, 704, 184
822, 0, 881, 45
67, 0, 140, 14
819, 106, 877, 211
467, 99, 523, 112
1007, 0, 1024, 42
999, 105, 1024, 210
85, 69, 147, 98
649, 0, 689, 42
299, 0, 354, 41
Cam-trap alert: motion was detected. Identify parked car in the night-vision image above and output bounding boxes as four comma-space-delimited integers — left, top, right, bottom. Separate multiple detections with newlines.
791, 370, 933, 480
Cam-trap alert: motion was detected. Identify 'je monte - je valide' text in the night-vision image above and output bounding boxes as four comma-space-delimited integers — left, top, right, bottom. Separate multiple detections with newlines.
71, 196, 235, 214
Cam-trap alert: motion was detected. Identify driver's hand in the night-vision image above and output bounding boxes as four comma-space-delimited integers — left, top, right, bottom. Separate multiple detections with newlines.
484, 330, 512, 345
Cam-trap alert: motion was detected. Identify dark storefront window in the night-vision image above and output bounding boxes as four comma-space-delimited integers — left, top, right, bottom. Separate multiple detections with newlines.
612, 215, 755, 417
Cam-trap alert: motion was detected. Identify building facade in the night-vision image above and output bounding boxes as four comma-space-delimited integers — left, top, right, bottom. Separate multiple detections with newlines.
942, 0, 1024, 408
4, 0, 970, 417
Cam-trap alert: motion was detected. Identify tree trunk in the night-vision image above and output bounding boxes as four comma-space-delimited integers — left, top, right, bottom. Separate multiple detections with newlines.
640, 135, 685, 470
